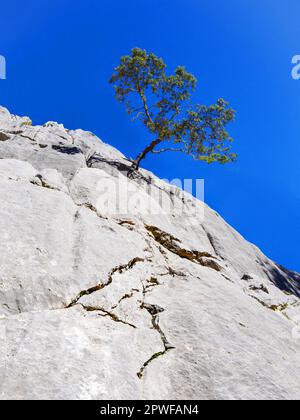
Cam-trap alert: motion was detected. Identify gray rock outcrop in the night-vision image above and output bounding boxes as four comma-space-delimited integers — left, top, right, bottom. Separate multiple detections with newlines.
0, 106, 299, 400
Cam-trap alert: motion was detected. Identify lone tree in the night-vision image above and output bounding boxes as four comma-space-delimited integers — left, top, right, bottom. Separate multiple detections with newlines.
110, 48, 236, 170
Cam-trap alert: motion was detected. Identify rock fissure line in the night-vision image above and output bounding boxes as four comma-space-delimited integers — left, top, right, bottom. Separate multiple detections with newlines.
30, 175, 58, 191
250, 295, 288, 312
19, 133, 37, 142
78, 202, 108, 220
115, 220, 190, 278
202, 225, 223, 259
111, 288, 141, 309
145, 225, 222, 272
248, 284, 269, 294
135, 278, 175, 379
66, 257, 145, 308
78, 303, 137, 328
144, 277, 160, 293
116, 221, 191, 281
30, 177, 108, 220
6, 174, 62, 194
11, 167, 109, 221
2, 129, 24, 135
137, 302, 175, 379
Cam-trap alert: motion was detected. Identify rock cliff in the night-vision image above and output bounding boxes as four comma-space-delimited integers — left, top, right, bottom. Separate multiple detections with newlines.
0, 106, 299, 400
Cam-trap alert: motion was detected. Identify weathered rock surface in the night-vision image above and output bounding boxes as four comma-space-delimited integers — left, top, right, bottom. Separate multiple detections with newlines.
0, 106, 299, 400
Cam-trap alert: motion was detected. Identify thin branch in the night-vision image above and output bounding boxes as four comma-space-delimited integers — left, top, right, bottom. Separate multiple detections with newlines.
169, 98, 181, 122
137, 86, 154, 124
151, 147, 185, 154
131, 112, 144, 121
131, 104, 156, 114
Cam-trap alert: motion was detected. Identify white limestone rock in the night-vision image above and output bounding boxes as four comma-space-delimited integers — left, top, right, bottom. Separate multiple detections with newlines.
0, 106, 299, 400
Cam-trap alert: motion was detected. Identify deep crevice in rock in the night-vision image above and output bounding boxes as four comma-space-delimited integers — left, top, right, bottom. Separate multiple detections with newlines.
52, 145, 82, 155
137, 302, 175, 379
145, 225, 222, 272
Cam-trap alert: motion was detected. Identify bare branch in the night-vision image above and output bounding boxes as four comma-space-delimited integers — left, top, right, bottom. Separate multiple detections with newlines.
151, 147, 185, 154
131, 112, 144, 121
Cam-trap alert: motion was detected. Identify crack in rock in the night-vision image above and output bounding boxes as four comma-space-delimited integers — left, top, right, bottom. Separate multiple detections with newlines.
137, 302, 175, 379
145, 225, 222, 272
251, 295, 289, 312
31, 176, 108, 220
18, 170, 109, 222
66, 257, 145, 308
79, 303, 137, 329
52, 145, 82, 155
242, 274, 254, 281
19, 133, 37, 142
77, 202, 108, 220
249, 284, 269, 294
30, 174, 57, 191
111, 288, 140, 310
144, 277, 160, 293
201, 225, 225, 260
2, 129, 24, 135
117, 220, 136, 229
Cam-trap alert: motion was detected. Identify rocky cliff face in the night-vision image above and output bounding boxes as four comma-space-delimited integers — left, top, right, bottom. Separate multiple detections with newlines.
0, 106, 299, 400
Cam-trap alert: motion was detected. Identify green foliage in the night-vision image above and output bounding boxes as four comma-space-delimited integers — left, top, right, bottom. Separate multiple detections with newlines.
110, 48, 236, 169
21, 118, 33, 127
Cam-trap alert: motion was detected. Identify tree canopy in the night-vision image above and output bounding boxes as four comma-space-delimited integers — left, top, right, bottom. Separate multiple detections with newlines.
110, 48, 236, 170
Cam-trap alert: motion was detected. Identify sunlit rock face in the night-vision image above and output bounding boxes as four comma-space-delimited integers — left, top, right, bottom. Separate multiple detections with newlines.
0, 106, 299, 400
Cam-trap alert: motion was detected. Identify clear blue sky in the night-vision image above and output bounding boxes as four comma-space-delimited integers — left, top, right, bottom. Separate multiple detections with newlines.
1, 0, 299, 271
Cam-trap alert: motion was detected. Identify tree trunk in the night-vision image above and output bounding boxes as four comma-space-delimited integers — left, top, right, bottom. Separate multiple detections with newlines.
132, 138, 162, 170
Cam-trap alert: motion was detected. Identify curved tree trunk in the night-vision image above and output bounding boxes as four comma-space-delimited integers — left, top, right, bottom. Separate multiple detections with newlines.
132, 138, 162, 170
